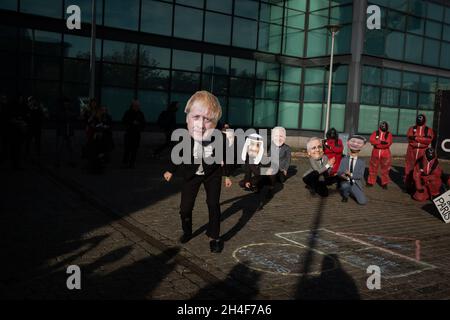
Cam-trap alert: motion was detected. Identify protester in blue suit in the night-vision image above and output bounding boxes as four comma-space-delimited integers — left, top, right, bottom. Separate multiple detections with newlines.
338, 135, 368, 205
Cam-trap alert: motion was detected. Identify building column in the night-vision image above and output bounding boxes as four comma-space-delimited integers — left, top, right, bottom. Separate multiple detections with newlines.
344, 0, 367, 135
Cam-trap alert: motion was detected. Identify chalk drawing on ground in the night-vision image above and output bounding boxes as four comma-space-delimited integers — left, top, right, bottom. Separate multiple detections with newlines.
232, 243, 337, 276
275, 228, 436, 279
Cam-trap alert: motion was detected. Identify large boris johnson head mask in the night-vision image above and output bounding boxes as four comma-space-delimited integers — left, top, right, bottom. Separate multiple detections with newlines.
185, 91, 222, 141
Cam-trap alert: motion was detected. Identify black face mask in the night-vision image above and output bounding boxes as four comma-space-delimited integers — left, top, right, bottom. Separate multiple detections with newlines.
425, 148, 435, 161
327, 128, 337, 140
416, 114, 426, 126
379, 122, 388, 132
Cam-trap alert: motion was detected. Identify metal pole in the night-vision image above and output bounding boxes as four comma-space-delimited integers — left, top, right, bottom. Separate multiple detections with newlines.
324, 30, 336, 138
89, 0, 97, 99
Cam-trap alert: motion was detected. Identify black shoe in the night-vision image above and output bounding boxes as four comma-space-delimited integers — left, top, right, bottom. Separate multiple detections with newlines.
382, 184, 388, 190
341, 197, 348, 203
209, 239, 224, 253
179, 233, 192, 244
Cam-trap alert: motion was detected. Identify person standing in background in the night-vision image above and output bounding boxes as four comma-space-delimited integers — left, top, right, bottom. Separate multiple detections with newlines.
122, 100, 146, 169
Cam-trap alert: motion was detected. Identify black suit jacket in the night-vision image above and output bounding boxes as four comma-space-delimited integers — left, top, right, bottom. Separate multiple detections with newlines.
167, 132, 233, 181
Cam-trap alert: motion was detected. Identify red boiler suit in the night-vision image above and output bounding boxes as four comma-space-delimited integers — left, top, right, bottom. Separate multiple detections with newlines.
368, 130, 393, 186
413, 157, 442, 202
405, 124, 434, 188
323, 138, 343, 176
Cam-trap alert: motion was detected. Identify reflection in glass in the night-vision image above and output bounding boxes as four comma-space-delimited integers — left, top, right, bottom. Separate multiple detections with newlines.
104, 0, 139, 30
235, 0, 259, 20
141, 0, 173, 36
103, 40, 138, 64
21, 0, 62, 18
174, 6, 203, 41
258, 23, 282, 54
102, 63, 136, 88
172, 50, 201, 71
138, 90, 168, 123
232, 17, 257, 49
254, 99, 277, 127
101, 87, 135, 121
228, 97, 253, 127
171, 71, 200, 92
230, 77, 254, 97
278, 101, 300, 129
204, 12, 232, 45
139, 68, 170, 90
140, 45, 171, 68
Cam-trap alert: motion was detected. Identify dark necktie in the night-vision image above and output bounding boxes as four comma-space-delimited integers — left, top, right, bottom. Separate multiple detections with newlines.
350, 158, 354, 174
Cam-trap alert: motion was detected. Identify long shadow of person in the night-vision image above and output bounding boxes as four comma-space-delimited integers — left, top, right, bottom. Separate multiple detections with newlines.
390, 165, 406, 191
295, 254, 360, 300
76, 247, 180, 299
190, 262, 261, 300
421, 202, 445, 221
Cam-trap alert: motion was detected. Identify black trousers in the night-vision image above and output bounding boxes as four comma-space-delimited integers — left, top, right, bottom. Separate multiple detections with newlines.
179, 172, 222, 239
123, 132, 141, 166
303, 170, 329, 197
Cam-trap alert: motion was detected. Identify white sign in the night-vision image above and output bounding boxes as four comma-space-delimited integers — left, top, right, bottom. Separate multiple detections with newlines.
433, 190, 450, 223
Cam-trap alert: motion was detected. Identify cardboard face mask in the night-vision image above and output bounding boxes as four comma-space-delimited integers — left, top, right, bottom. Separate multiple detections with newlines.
272, 127, 286, 147
347, 135, 366, 153
241, 134, 264, 164
307, 139, 324, 160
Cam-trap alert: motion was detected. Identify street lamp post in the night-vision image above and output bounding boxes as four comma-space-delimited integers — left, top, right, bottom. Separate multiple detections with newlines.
324, 24, 340, 138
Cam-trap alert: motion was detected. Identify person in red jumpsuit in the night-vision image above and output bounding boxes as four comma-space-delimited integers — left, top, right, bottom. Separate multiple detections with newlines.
367, 121, 393, 189
413, 147, 442, 202
323, 127, 343, 177
405, 114, 434, 193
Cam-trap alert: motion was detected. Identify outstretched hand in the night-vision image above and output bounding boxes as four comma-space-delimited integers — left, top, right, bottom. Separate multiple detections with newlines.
163, 171, 172, 182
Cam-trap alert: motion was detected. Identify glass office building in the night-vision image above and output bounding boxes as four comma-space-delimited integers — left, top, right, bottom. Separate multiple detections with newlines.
0, 0, 449, 137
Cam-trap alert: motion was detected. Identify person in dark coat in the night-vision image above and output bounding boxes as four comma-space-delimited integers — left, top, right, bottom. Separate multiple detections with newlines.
163, 91, 233, 253
122, 100, 146, 168
153, 101, 178, 158
25, 96, 46, 157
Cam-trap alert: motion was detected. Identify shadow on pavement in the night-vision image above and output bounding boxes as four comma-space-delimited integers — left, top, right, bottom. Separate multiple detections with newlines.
190, 262, 261, 300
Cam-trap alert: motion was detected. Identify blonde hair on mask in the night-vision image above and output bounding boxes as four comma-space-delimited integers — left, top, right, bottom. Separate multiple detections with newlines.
184, 91, 222, 124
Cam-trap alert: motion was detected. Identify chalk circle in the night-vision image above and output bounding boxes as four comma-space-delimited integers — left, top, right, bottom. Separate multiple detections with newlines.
232, 243, 337, 276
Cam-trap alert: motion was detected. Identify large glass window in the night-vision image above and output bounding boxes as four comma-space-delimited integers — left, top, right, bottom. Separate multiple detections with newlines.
0, 0, 16, 11
174, 5, 203, 41
228, 98, 253, 126
139, 68, 170, 90
254, 100, 277, 127
259, 23, 282, 54
404, 34, 423, 63
235, 0, 258, 20
301, 103, 322, 130
171, 71, 200, 92
138, 90, 168, 123
63, 34, 101, 60
172, 50, 201, 72
104, 0, 139, 30
232, 17, 258, 49
423, 39, 440, 67
204, 12, 232, 45
20, 0, 62, 18
306, 28, 328, 57
139, 45, 171, 68
101, 87, 135, 121
103, 40, 137, 64
230, 58, 255, 77
206, 0, 232, 14
385, 31, 404, 60
141, 0, 173, 36
379, 107, 399, 135
203, 54, 229, 74
278, 101, 300, 129
358, 105, 379, 134
283, 28, 304, 57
